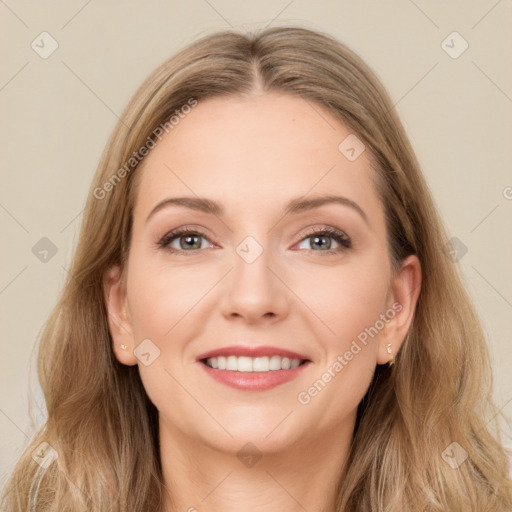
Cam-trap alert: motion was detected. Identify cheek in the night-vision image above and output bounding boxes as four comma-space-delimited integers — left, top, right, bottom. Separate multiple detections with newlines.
292, 257, 390, 351
124, 253, 209, 425
293, 264, 388, 427
125, 251, 214, 341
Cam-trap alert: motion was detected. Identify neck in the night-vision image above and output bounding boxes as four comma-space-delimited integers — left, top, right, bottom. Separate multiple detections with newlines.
158, 416, 355, 512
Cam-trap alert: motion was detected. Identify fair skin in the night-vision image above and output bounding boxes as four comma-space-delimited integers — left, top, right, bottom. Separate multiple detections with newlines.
104, 92, 421, 512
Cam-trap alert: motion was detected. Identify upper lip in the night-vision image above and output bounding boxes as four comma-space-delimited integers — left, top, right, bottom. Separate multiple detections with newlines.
196, 345, 311, 362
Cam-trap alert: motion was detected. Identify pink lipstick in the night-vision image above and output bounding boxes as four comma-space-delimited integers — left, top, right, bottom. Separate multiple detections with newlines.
196, 345, 312, 391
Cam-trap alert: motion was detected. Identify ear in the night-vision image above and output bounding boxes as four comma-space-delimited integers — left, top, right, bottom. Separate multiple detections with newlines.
103, 265, 138, 366
377, 254, 422, 364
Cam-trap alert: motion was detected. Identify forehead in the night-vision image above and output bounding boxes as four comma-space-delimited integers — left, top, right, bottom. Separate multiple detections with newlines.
132, 93, 382, 223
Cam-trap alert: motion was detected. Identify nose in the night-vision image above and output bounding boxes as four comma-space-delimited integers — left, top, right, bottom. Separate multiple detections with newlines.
220, 240, 290, 325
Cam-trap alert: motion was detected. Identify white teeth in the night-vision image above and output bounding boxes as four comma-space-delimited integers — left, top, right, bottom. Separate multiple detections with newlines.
226, 355, 237, 371
269, 355, 282, 370
252, 356, 269, 372
290, 358, 300, 369
204, 355, 305, 372
237, 356, 253, 372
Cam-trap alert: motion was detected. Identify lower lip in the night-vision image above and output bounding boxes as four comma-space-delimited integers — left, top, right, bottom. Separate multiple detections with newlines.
198, 361, 311, 391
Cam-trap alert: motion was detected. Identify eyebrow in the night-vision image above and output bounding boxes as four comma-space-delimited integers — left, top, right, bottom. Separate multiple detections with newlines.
145, 194, 368, 225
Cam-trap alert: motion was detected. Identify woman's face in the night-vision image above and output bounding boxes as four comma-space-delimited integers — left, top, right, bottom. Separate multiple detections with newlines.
105, 92, 419, 454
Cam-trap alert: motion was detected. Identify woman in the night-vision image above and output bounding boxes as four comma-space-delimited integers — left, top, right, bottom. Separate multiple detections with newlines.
2, 26, 511, 511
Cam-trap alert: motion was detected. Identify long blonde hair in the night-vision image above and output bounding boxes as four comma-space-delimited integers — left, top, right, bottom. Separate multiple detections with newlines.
2, 26, 511, 511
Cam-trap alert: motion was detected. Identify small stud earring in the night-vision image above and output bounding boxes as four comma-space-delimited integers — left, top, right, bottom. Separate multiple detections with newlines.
386, 343, 395, 367
120, 344, 127, 350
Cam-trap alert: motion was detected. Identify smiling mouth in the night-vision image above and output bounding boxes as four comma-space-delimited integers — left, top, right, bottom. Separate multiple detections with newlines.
201, 355, 309, 372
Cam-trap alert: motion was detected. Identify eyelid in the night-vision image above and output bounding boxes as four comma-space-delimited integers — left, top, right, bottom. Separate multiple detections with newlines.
293, 225, 352, 253
157, 224, 352, 254
299, 225, 350, 241
158, 225, 217, 250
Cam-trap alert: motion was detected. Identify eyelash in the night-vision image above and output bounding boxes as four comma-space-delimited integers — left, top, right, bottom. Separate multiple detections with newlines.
158, 225, 352, 256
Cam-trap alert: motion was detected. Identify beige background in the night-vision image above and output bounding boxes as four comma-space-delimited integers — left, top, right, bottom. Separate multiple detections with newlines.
1, 0, 511, 484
